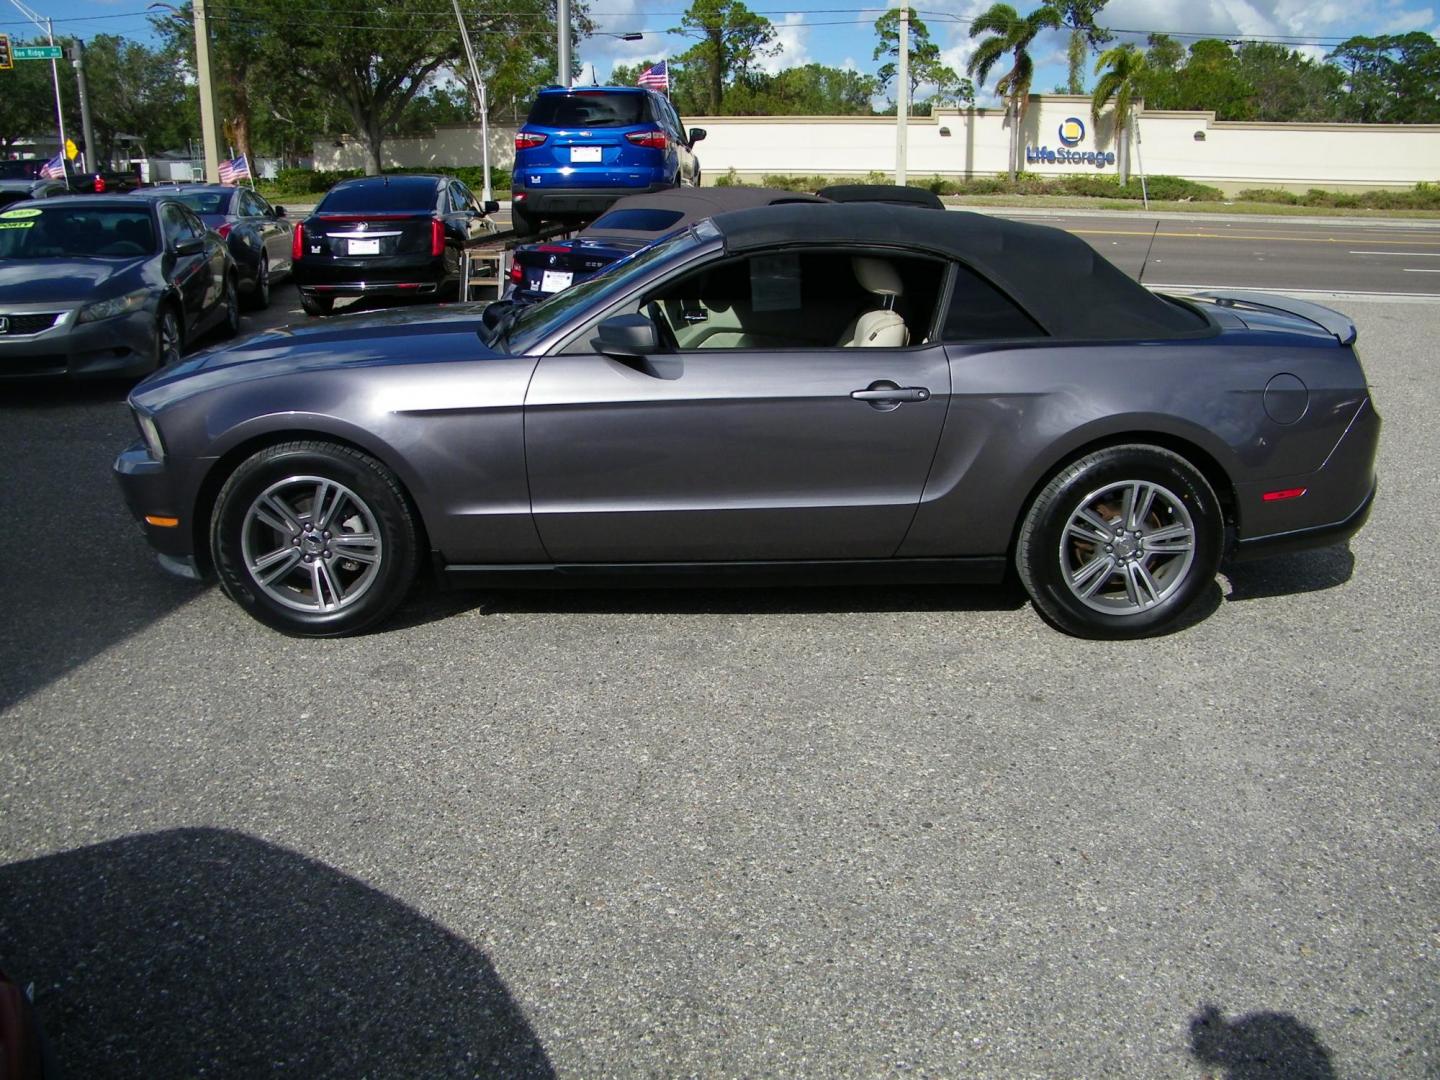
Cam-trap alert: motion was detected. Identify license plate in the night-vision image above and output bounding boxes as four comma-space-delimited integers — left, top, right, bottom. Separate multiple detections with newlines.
569, 146, 602, 163
348, 238, 381, 255
540, 270, 573, 293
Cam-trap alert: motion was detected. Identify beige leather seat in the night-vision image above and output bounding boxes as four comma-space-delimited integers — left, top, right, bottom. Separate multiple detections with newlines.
841, 257, 909, 347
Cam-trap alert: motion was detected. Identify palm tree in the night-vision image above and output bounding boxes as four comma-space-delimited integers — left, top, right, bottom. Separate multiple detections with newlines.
1091, 42, 1149, 184
968, 3, 1062, 179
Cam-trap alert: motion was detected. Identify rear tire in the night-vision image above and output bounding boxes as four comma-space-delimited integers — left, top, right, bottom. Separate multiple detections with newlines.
246, 255, 271, 310
300, 292, 334, 317
1016, 445, 1223, 639
210, 441, 420, 637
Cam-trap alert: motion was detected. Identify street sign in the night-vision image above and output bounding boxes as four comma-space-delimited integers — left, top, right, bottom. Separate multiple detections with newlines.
14, 45, 64, 61
64, 139, 78, 161
0, 34, 12, 70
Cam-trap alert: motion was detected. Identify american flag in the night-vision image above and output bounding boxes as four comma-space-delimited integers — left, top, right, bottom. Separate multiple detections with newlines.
218, 154, 250, 185
636, 60, 668, 91
38, 153, 66, 180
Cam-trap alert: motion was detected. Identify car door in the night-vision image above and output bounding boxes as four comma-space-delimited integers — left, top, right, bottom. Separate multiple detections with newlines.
242, 189, 289, 271
524, 246, 952, 563
159, 202, 213, 334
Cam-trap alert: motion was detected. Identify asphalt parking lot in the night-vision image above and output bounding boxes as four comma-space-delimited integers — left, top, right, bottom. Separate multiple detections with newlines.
1, 291, 1436, 1077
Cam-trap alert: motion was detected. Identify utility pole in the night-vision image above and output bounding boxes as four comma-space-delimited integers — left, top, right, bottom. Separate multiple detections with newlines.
193, 0, 223, 182
895, 5, 908, 184
68, 38, 96, 172
557, 0, 571, 88
451, 0, 491, 202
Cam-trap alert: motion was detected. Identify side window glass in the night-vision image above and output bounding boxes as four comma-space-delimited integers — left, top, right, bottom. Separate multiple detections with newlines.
179, 206, 206, 239
456, 182, 479, 213
639, 250, 946, 351
160, 204, 188, 246
666, 100, 684, 139
942, 262, 1046, 341
240, 190, 267, 217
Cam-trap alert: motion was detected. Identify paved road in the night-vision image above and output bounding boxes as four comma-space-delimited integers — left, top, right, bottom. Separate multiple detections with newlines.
0, 297, 1435, 1076
983, 210, 1440, 296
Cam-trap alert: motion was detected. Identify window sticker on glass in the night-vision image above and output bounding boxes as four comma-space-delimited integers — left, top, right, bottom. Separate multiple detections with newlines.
749, 253, 801, 312
0, 207, 42, 219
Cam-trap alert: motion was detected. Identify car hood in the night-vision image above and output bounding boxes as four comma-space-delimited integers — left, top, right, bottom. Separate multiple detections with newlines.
0, 257, 151, 305
132, 302, 508, 409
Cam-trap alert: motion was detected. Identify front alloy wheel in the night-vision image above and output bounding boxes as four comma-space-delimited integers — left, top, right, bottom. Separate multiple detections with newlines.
1017, 445, 1223, 638
211, 441, 420, 635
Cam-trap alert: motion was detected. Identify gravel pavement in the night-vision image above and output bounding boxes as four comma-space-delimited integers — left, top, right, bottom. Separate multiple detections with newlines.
0, 297, 1435, 1078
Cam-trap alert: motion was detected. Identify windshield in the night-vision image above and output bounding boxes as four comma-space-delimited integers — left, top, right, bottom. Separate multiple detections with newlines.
0, 205, 157, 258
505, 225, 710, 353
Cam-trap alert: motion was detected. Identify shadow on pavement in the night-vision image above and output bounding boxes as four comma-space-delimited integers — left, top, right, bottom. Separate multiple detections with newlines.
0, 382, 203, 712
1190, 1003, 1336, 1080
0, 829, 552, 1078
1223, 545, 1355, 602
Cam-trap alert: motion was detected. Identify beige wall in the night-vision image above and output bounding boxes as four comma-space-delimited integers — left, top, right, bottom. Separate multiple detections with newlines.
313, 96, 1440, 193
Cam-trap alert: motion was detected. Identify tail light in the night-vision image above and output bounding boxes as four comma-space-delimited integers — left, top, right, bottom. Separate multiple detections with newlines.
515, 132, 548, 151
93, 175, 106, 193
292, 222, 304, 261
431, 219, 445, 257
216, 223, 234, 240
508, 260, 523, 284
625, 130, 668, 151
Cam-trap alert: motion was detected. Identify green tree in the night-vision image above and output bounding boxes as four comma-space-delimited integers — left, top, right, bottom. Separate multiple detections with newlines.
1233, 42, 1343, 122
725, 63, 879, 115
75, 34, 197, 164
968, 2, 1061, 178
1045, 0, 1111, 94
671, 0, 780, 115
0, 38, 58, 154
1328, 33, 1440, 122
872, 8, 975, 112
1090, 42, 1146, 182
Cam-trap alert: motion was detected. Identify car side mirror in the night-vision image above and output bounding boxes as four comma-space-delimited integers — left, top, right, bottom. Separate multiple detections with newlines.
175, 236, 205, 255
688, 128, 707, 145
483, 200, 500, 214
593, 314, 661, 358
273, 205, 287, 218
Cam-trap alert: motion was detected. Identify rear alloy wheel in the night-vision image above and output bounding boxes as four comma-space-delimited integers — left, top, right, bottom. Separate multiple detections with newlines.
300, 292, 334, 317
155, 306, 184, 369
1017, 445, 1223, 638
210, 441, 420, 636
220, 274, 241, 337
247, 255, 271, 310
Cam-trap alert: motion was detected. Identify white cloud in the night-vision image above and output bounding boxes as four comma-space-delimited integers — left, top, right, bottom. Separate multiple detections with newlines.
758, 12, 813, 74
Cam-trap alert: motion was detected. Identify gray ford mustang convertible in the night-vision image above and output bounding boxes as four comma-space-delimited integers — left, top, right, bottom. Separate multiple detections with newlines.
114, 203, 1379, 638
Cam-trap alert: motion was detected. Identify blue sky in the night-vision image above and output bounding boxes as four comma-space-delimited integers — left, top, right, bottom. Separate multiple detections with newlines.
7, 0, 1439, 109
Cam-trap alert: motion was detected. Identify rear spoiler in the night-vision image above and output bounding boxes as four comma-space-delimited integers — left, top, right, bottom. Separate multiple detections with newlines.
1188, 289, 1357, 346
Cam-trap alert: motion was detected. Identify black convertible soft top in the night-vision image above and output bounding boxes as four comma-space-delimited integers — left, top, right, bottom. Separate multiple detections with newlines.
710, 202, 1206, 340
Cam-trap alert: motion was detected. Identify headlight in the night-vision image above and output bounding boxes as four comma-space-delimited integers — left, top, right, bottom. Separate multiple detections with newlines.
134, 409, 165, 462
77, 289, 151, 323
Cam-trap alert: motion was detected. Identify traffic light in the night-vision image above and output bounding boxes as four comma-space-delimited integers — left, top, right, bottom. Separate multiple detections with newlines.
0, 34, 14, 71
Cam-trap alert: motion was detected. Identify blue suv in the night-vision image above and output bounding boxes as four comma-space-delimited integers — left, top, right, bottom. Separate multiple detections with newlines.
511, 86, 705, 235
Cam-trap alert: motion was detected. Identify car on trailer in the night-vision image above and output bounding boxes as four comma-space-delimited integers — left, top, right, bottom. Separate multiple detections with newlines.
291, 174, 500, 316
511, 85, 704, 236
506, 187, 827, 302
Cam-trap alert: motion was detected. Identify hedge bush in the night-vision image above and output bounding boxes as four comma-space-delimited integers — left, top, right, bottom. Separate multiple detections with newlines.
1237, 182, 1440, 210
266, 164, 512, 199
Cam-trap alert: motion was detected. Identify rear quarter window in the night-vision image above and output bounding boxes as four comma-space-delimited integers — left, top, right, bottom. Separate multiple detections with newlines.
526, 92, 647, 128
943, 262, 1046, 341
318, 182, 437, 213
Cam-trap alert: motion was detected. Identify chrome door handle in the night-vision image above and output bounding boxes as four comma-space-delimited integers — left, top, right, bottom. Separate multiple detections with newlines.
851, 381, 931, 406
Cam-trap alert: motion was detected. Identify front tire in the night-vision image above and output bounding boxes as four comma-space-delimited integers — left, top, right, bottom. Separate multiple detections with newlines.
210, 441, 420, 636
155, 305, 184, 369
219, 274, 241, 338
1016, 445, 1223, 639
